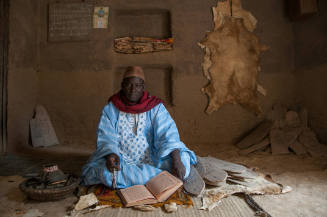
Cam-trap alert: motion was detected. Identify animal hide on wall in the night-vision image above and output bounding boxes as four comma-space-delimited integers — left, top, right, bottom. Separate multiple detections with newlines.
199, 0, 268, 115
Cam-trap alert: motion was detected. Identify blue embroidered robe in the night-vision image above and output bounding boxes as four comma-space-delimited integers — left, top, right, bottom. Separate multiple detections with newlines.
81, 102, 197, 188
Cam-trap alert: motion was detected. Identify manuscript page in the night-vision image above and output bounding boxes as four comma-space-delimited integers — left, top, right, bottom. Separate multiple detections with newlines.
145, 171, 183, 201
120, 185, 156, 206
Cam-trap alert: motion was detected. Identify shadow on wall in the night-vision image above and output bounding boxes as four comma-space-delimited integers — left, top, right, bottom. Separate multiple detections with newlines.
295, 64, 327, 143
293, 0, 327, 143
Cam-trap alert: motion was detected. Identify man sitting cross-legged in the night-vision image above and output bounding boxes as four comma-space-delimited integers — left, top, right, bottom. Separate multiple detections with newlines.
81, 66, 204, 195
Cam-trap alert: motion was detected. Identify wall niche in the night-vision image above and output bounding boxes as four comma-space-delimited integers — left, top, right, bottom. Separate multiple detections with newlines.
113, 9, 172, 38
113, 65, 173, 106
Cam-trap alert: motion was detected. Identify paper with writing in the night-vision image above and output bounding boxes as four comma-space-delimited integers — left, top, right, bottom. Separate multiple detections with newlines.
146, 171, 179, 197
120, 185, 155, 204
119, 171, 183, 206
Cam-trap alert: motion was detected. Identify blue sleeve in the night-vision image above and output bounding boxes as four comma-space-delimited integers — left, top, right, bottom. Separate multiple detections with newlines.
152, 104, 197, 164
90, 103, 121, 161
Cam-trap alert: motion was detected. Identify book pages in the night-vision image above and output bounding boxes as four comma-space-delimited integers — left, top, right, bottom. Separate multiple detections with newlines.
146, 171, 182, 198
120, 185, 155, 204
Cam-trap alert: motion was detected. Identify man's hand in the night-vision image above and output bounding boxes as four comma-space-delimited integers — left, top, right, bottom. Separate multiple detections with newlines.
171, 149, 186, 180
106, 153, 120, 172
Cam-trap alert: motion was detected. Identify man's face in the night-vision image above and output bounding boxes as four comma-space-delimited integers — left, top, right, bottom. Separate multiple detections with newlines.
121, 77, 145, 103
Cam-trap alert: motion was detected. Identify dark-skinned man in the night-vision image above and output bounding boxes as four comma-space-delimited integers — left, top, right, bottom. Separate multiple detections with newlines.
81, 66, 204, 195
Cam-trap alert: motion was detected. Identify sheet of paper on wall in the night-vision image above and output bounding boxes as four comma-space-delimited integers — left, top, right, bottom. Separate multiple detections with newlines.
48, 3, 92, 42
93, 7, 109, 29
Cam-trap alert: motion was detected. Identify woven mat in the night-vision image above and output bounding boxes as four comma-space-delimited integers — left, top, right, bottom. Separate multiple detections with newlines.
85, 185, 193, 208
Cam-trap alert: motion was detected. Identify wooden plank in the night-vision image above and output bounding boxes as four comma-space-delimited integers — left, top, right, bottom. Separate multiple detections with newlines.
298, 129, 327, 157
289, 140, 307, 155
270, 127, 302, 155
269, 103, 287, 121
270, 129, 290, 155
202, 160, 228, 186
285, 111, 301, 127
238, 138, 270, 156
194, 156, 206, 177
298, 128, 320, 148
199, 155, 247, 186
30, 105, 59, 147
307, 143, 327, 158
236, 120, 272, 149
202, 156, 247, 173
299, 108, 308, 127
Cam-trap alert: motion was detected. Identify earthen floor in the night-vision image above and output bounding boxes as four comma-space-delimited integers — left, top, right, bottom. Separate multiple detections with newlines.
1, 144, 327, 217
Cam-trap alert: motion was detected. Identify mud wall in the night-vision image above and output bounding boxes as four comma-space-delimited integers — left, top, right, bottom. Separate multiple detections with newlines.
7, 0, 38, 152
8, 0, 296, 152
294, 1, 327, 143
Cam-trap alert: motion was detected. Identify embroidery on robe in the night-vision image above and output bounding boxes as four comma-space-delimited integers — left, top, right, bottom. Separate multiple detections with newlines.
118, 112, 152, 165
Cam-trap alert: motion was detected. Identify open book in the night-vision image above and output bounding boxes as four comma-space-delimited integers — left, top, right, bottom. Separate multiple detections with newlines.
118, 171, 183, 207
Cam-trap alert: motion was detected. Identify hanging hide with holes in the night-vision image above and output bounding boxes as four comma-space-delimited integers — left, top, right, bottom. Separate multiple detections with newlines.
199, 0, 268, 115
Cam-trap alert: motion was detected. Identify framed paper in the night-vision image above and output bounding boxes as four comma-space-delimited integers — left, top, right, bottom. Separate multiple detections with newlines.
93, 7, 109, 29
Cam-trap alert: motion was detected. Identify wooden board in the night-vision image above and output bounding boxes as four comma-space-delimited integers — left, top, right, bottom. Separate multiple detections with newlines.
299, 108, 308, 127
194, 156, 206, 177
298, 128, 320, 148
202, 156, 247, 173
285, 111, 301, 127
30, 105, 59, 147
269, 103, 287, 121
298, 129, 327, 157
203, 168, 228, 186
200, 157, 228, 186
236, 120, 272, 149
239, 138, 270, 156
270, 127, 302, 155
289, 140, 307, 155
48, 3, 92, 42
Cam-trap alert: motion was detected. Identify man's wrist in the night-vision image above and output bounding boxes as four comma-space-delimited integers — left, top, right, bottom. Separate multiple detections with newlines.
106, 153, 117, 158
171, 149, 181, 162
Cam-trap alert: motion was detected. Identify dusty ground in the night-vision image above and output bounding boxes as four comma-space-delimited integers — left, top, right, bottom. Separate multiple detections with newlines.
1, 144, 327, 217
194, 144, 327, 217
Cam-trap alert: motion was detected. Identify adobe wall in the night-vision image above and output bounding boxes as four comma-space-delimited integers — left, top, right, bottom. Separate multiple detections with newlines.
293, 1, 327, 143
7, 0, 38, 152
8, 0, 296, 152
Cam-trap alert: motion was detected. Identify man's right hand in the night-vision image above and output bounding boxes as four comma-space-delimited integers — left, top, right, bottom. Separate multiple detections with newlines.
106, 153, 120, 172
